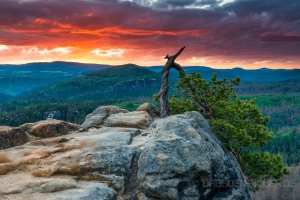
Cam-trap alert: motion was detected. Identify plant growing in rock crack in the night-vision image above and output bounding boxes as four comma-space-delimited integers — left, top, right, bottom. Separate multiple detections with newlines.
167, 71, 290, 190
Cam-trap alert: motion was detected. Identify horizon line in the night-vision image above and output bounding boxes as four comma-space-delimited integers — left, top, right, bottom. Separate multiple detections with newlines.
0, 60, 299, 71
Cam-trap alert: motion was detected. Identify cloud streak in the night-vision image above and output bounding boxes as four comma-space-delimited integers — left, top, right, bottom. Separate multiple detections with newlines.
0, 0, 299, 68
0, 45, 9, 51
91, 48, 126, 57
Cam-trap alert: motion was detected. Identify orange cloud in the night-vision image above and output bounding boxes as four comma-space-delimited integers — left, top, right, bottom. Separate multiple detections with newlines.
0, 0, 299, 69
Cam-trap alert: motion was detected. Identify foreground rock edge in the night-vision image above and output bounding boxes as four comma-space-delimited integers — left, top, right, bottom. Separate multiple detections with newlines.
0, 105, 251, 200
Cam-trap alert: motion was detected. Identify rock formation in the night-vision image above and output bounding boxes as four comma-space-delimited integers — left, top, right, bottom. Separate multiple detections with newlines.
0, 126, 27, 149
0, 119, 78, 150
0, 103, 251, 200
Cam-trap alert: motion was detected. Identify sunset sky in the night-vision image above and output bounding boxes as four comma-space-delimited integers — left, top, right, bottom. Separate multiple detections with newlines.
0, 0, 299, 69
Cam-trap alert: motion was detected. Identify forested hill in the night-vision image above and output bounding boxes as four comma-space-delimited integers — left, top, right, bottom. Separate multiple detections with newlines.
19, 64, 161, 102
0, 63, 299, 168
0, 93, 14, 104
1, 61, 299, 102
0, 61, 109, 97
148, 66, 300, 83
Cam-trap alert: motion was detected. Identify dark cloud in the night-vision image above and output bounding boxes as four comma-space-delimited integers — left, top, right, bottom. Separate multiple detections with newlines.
0, 0, 299, 67
261, 32, 300, 42
121, 0, 223, 9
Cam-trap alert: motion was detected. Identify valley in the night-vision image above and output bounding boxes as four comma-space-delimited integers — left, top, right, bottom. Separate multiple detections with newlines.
0, 61, 109, 99
0, 62, 299, 187
0, 62, 299, 199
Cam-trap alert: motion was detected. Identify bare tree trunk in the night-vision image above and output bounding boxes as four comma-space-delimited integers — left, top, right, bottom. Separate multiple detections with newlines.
159, 46, 185, 118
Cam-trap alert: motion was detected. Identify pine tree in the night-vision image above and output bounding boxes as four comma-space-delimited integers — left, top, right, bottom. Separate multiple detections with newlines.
168, 71, 290, 190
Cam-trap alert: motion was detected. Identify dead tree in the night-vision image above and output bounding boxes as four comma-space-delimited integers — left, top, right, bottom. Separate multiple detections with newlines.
159, 46, 185, 118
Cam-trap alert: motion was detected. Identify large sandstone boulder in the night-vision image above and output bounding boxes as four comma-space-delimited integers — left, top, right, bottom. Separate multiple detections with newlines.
20, 119, 79, 138
0, 126, 141, 199
0, 106, 250, 200
104, 111, 152, 129
0, 126, 27, 149
138, 111, 250, 200
81, 105, 128, 129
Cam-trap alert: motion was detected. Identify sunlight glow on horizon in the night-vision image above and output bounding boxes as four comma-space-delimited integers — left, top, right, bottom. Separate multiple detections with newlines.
0, 0, 299, 69
0, 44, 298, 70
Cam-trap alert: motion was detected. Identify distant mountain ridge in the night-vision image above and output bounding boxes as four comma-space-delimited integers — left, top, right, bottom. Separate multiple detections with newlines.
19, 64, 161, 102
0, 62, 299, 128
0, 61, 109, 70
0, 61, 109, 97
147, 66, 300, 83
10, 63, 300, 104
1, 61, 299, 104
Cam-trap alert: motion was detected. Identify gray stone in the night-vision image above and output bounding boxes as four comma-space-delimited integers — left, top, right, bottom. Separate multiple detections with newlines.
80, 145, 139, 176
30, 129, 139, 178
52, 182, 117, 200
138, 111, 251, 200
91, 127, 141, 137
32, 179, 77, 193
137, 192, 156, 200
100, 174, 125, 193
81, 106, 128, 129
136, 103, 160, 118
104, 111, 152, 129
0, 107, 250, 200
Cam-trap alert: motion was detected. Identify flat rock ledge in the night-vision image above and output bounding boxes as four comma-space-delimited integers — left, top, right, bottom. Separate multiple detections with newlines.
1, 119, 79, 150
0, 104, 251, 200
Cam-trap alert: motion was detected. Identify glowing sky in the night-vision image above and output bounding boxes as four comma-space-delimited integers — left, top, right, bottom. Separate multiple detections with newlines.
0, 0, 300, 69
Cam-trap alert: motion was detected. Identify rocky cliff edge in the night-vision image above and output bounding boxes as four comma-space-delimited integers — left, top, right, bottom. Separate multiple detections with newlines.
0, 104, 251, 200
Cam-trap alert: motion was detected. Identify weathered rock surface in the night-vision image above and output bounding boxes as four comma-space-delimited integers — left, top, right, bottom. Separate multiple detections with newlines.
0, 105, 250, 200
19, 119, 79, 138
81, 105, 128, 129
104, 111, 152, 129
0, 126, 140, 199
136, 103, 160, 118
0, 126, 27, 149
138, 111, 250, 200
